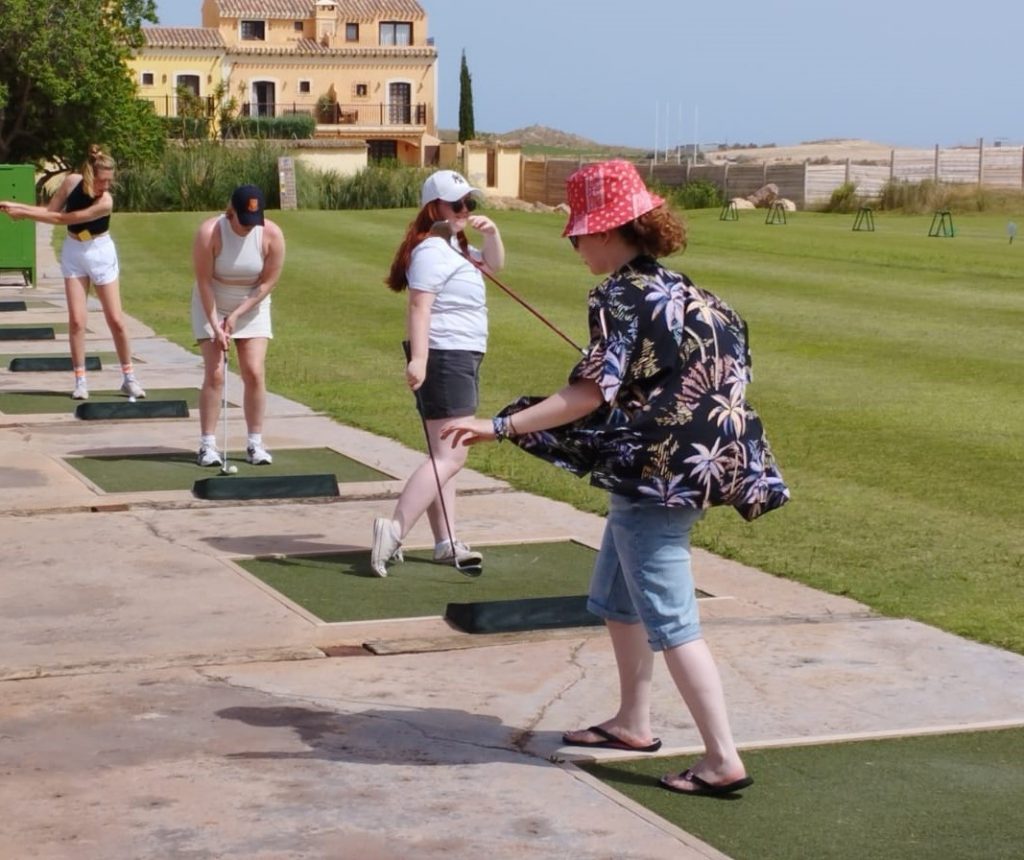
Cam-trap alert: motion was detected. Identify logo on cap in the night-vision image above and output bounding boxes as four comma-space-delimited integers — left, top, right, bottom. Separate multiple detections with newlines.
247, 198, 260, 212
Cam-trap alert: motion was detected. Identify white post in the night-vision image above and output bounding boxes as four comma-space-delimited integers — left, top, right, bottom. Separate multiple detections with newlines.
978, 137, 984, 186
653, 101, 659, 166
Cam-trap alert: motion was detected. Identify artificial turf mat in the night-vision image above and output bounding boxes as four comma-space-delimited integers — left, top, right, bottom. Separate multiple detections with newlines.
239, 540, 603, 623
66, 446, 390, 493
6, 354, 108, 371
581, 727, 1024, 860
0, 387, 203, 414
0, 300, 27, 311
193, 472, 339, 500
0, 326, 55, 340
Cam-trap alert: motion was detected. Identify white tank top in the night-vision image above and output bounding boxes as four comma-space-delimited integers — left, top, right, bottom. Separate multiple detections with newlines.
213, 215, 264, 283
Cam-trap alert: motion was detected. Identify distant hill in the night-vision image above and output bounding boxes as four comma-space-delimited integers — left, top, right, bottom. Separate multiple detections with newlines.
439, 124, 645, 155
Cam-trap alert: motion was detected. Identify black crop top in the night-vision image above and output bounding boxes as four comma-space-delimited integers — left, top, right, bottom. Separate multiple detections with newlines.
66, 180, 111, 236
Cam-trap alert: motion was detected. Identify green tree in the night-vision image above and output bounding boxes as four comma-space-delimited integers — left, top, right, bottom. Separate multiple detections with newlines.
0, 0, 164, 183
458, 49, 475, 143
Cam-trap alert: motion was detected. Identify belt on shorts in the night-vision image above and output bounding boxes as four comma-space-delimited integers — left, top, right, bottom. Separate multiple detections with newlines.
67, 230, 108, 242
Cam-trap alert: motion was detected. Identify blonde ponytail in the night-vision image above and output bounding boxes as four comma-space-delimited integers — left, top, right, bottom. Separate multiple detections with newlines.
81, 145, 116, 197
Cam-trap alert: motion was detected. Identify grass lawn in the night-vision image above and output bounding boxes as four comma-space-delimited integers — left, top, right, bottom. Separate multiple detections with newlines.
113, 206, 1024, 653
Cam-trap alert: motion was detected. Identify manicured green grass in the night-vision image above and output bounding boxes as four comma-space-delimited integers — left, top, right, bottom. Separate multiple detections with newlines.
114, 207, 1024, 653
583, 727, 1024, 860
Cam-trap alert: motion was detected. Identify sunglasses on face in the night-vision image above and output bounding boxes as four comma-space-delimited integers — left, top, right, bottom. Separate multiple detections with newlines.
449, 197, 477, 214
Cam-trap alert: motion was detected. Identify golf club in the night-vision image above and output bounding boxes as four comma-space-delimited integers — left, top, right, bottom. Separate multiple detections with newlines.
403, 340, 482, 577
429, 220, 585, 354
219, 341, 238, 476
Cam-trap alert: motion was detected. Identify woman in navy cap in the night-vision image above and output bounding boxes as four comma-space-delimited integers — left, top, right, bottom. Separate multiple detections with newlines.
190, 184, 286, 467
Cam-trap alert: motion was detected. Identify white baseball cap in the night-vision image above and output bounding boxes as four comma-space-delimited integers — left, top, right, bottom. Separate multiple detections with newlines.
420, 169, 481, 207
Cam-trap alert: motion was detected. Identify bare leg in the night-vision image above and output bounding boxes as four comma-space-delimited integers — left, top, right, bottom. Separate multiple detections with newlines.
393, 416, 468, 543
562, 619, 659, 748
64, 276, 90, 371
198, 339, 225, 436
234, 337, 268, 435
661, 638, 747, 787
93, 277, 133, 367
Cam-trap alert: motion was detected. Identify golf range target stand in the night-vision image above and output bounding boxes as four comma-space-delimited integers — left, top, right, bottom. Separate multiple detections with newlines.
928, 210, 955, 237
765, 201, 788, 225
853, 207, 875, 232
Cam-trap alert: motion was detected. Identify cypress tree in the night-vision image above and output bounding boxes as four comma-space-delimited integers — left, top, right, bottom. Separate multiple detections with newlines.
458, 49, 476, 143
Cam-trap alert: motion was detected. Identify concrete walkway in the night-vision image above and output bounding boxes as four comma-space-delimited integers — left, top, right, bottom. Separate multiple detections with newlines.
2, 226, 1023, 860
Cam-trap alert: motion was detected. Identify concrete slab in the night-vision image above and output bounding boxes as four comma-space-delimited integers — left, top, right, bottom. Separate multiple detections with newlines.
2, 221, 1023, 860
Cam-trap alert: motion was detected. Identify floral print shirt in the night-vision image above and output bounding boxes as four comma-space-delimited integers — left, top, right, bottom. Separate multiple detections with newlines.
503, 255, 789, 521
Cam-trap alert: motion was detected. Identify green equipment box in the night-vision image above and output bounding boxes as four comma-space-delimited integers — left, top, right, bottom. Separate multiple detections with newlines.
0, 165, 36, 287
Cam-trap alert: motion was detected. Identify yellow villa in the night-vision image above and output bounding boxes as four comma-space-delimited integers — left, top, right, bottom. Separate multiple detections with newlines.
128, 0, 439, 166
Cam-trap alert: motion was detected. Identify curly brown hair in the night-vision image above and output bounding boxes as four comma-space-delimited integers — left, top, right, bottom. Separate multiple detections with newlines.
616, 205, 687, 258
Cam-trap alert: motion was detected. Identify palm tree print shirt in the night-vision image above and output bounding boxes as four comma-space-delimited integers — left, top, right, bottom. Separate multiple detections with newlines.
501, 256, 789, 521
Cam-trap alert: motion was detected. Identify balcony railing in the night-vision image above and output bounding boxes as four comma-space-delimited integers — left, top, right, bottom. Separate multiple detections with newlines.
141, 96, 428, 128
245, 101, 428, 127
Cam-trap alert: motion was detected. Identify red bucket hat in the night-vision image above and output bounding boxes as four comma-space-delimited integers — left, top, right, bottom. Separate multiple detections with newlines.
562, 160, 665, 237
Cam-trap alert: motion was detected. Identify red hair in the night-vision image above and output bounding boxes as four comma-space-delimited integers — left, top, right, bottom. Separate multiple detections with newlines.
385, 203, 470, 292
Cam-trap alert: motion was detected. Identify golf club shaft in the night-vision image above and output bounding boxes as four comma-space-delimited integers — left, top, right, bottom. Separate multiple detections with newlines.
430, 221, 584, 354
403, 341, 459, 560
221, 346, 229, 468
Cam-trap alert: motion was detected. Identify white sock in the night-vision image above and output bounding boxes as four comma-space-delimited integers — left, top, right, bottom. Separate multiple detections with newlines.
201, 434, 217, 448
247, 433, 263, 448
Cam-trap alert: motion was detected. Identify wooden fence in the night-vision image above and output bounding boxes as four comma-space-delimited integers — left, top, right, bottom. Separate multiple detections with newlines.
521, 144, 1024, 209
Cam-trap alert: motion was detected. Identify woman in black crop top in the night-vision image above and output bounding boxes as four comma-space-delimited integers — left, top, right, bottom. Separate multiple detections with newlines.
0, 145, 145, 400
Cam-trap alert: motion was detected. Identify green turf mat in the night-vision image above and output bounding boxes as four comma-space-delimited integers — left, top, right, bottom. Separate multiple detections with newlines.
446, 593, 601, 633
581, 727, 1024, 860
0, 300, 27, 311
75, 399, 189, 420
7, 354, 104, 372
193, 472, 339, 500
239, 540, 603, 623
0, 387, 201, 414
66, 446, 391, 493
0, 321, 68, 333
0, 326, 55, 340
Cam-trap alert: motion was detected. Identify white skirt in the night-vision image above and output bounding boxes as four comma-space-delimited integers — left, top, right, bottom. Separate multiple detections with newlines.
190, 282, 273, 340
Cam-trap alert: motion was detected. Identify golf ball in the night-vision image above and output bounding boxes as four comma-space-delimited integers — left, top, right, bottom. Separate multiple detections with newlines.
227, 465, 238, 474
128, 396, 136, 403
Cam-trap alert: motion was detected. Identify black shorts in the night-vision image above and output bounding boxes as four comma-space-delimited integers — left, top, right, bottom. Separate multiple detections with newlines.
416, 348, 484, 420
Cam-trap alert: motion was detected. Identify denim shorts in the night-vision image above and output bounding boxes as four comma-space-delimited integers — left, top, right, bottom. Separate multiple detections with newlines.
417, 348, 483, 419
587, 494, 705, 651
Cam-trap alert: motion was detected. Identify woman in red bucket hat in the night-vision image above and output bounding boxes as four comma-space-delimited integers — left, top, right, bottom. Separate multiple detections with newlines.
442, 159, 788, 797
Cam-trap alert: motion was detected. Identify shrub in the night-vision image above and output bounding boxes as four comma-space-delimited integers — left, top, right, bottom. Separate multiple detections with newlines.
222, 115, 315, 140
822, 181, 860, 213
314, 162, 430, 210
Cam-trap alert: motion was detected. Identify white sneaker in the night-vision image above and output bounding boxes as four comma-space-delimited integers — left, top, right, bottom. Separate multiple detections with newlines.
71, 379, 89, 400
196, 445, 223, 467
246, 443, 273, 465
371, 517, 403, 577
120, 377, 146, 399
433, 539, 483, 568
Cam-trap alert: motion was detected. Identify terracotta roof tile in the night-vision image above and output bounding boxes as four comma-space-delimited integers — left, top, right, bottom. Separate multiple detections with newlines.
143, 27, 226, 49
213, 0, 425, 20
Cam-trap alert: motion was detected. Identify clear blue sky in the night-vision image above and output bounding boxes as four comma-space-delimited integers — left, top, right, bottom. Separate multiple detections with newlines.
154, 0, 1024, 150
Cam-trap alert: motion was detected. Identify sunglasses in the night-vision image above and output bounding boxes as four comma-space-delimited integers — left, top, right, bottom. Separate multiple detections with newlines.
449, 197, 477, 214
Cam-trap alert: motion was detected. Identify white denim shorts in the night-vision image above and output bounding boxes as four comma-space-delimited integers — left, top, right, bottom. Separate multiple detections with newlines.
60, 232, 119, 285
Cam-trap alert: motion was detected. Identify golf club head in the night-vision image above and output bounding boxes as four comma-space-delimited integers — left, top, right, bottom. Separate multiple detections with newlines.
455, 558, 483, 578
429, 220, 454, 240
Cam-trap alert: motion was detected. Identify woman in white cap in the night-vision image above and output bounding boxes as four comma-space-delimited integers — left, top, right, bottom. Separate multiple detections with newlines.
190, 184, 286, 467
442, 160, 789, 797
371, 169, 505, 577
0, 145, 146, 401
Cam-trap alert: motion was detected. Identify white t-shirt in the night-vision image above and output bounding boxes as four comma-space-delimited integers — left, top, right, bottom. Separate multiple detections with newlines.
407, 236, 487, 352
